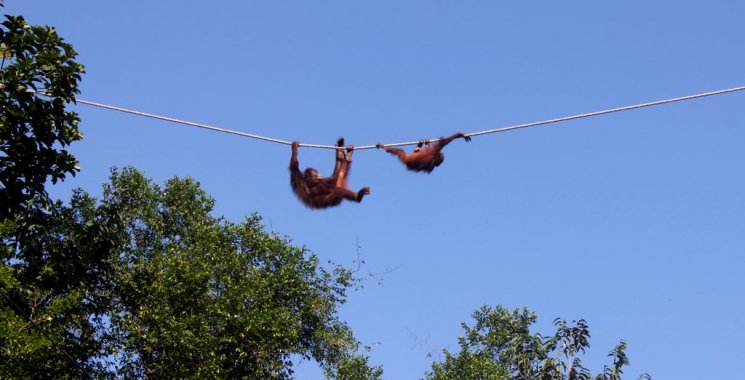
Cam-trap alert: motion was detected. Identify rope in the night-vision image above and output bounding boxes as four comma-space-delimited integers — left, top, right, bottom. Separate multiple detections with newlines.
32, 86, 745, 150
466, 86, 745, 138
35, 92, 294, 145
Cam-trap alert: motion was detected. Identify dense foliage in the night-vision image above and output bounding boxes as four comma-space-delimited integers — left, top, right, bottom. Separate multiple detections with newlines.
1, 166, 382, 379
0, 14, 84, 219
424, 305, 649, 380
0, 13, 92, 379
0, 165, 379, 379
102, 168, 379, 378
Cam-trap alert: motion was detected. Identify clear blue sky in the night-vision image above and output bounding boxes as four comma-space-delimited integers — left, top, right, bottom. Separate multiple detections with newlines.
8, 1, 745, 378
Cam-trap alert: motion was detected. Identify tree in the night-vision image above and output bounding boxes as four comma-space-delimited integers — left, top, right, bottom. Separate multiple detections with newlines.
2, 166, 383, 379
100, 167, 381, 379
424, 305, 649, 380
0, 189, 119, 379
325, 351, 384, 380
0, 12, 96, 380
0, 14, 84, 220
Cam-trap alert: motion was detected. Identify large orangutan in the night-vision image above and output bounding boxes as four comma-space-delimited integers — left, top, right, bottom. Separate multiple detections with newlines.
376, 132, 471, 173
290, 138, 370, 209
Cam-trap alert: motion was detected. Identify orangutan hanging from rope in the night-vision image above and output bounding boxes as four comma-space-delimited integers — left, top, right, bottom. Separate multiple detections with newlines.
290, 138, 370, 209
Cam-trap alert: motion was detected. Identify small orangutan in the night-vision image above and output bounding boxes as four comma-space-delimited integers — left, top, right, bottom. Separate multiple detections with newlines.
376, 132, 471, 173
290, 138, 370, 209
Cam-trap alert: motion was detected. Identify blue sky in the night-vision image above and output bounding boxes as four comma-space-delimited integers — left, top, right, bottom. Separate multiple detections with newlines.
8, 1, 745, 378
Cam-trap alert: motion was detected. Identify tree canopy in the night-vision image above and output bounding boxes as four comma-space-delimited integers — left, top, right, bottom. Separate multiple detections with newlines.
102, 167, 380, 378
0, 14, 84, 220
1, 166, 382, 379
424, 305, 649, 380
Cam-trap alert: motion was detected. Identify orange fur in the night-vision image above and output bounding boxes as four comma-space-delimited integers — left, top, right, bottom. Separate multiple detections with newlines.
376, 132, 470, 173
290, 139, 370, 209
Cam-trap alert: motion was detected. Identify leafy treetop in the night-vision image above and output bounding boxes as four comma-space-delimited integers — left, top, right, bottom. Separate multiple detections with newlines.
424, 305, 650, 380
0, 14, 84, 220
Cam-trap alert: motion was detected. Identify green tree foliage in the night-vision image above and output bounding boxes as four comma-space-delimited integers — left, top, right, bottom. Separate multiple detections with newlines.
2, 167, 381, 379
0, 13, 95, 380
325, 351, 384, 380
101, 167, 380, 379
0, 14, 84, 219
424, 305, 650, 380
0, 190, 119, 379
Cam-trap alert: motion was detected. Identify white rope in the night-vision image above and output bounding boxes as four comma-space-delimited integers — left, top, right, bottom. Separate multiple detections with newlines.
48, 95, 293, 145
465, 86, 745, 138
32, 86, 745, 150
